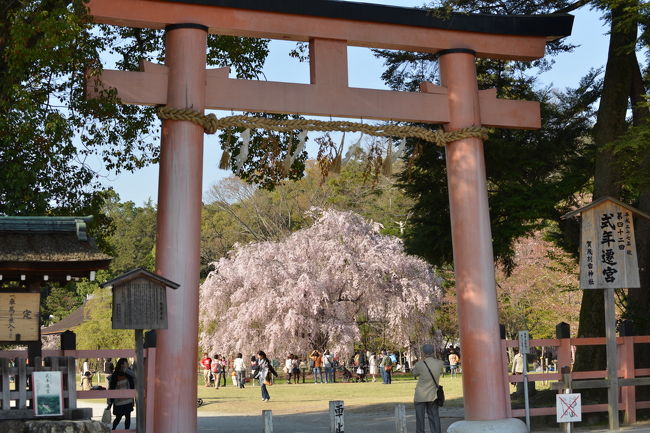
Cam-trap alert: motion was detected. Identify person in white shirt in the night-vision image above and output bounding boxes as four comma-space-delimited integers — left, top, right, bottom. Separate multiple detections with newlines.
233, 353, 246, 389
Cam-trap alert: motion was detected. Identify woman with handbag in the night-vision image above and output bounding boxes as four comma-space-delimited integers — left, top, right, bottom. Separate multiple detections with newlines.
256, 351, 277, 401
411, 344, 445, 433
107, 358, 135, 431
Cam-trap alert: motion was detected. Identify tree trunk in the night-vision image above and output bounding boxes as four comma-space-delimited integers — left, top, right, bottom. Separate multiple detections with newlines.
573, 1, 638, 374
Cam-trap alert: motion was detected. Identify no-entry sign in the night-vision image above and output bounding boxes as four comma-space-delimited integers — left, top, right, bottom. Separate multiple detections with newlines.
557, 393, 581, 423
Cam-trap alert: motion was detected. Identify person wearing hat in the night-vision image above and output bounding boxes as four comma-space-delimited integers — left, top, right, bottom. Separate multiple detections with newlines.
411, 344, 444, 433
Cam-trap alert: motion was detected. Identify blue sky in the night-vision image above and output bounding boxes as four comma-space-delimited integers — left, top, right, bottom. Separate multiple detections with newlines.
103, 1, 610, 205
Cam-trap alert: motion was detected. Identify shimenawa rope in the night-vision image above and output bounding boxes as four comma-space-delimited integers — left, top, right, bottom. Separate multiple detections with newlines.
157, 107, 489, 147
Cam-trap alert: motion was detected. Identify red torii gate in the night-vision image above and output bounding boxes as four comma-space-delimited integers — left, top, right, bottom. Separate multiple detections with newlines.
86, 1, 572, 432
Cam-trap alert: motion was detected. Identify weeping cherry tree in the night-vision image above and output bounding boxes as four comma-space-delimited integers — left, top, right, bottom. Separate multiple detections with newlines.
199, 208, 442, 357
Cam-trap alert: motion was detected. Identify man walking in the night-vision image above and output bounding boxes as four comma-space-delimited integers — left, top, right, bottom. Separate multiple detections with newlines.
411, 344, 444, 433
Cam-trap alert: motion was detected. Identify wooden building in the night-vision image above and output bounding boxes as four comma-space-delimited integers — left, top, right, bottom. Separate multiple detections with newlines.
0, 216, 111, 358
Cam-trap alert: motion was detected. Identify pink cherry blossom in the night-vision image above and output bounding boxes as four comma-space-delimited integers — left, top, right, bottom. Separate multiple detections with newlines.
199, 208, 442, 358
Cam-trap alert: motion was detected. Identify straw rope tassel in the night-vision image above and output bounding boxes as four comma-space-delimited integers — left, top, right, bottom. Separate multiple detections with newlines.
283, 130, 308, 172
233, 129, 251, 172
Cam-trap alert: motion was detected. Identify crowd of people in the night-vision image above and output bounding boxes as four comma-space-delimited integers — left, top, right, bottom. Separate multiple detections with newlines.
199, 349, 407, 390
199, 349, 417, 404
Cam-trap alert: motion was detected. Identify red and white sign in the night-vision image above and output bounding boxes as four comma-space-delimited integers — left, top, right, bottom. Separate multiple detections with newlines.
556, 393, 581, 423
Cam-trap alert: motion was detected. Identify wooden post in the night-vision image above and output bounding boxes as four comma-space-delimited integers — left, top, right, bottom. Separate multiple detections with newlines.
0, 358, 9, 410
395, 404, 407, 433
135, 329, 146, 433
561, 368, 573, 433
66, 356, 77, 409
330, 400, 344, 433
604, 288, 619, 431
263, 410, 273, 433
501, 340, 513, 418
145, 347, 157, 433
620, 336, 636, 424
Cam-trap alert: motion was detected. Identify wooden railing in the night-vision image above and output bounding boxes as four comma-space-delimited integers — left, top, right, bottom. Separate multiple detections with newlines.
501, 335, 650, 423
0, 348, 156, 433
0, 356, 91, 420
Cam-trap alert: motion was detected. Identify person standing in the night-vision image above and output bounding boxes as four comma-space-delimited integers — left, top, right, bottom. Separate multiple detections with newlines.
108, 358, 135, 431
233, 353, 246, 388
322, 350, 334, 383
285, 354, 294, 384
257, 351, 277, 401
411, 344, 444, 433
210, 354, 221, 388
219, 355, 228, 387
369, 352, 378, 382
200, 352, 212, 387
291, 355, 301, 384
309, 349, 323, 384
511, 348, 524, 375
379, 350, 393, 384
250, 355, 259, 387
213, 355, 226, 389
448, 351, 460, 377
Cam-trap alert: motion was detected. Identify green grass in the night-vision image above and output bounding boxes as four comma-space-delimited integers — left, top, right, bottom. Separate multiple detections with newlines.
196, 373, 465, 415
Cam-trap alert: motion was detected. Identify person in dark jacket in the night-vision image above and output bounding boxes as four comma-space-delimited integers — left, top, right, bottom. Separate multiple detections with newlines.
256, 351, 277, 401
107, 358, 134, 430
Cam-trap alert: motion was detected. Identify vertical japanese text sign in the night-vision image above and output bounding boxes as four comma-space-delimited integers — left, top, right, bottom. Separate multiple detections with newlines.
563, 198, 648, 289
0, 293, 40, 341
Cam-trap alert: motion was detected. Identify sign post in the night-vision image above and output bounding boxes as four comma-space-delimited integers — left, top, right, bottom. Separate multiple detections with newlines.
102, 269, 180, 433
518, 330, 531, 431
562, 197, 650, 431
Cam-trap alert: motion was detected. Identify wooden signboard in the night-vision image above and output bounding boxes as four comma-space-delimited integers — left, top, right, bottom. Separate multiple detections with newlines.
112, 278, 168, 330
103, 268, 179, 330
577, 200, 640, 289
0, 293, 40, 341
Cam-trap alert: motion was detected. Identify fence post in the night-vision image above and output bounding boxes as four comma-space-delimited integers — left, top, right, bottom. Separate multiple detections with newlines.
560, 367, 574, 433
395, 404, 407, 433
556, 322, 572, 371
263, 410, 273, 433
0, 358, 9, 410
620, 335, 636, 424
66, 356, 77, 410
145, 347, 157, 433
501, 339, 512, 418
330, 400, 344, 433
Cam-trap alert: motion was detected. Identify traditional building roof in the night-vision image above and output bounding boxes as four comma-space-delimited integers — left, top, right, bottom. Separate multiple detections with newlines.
40, 304, 87, 336
0, 216, 111, 283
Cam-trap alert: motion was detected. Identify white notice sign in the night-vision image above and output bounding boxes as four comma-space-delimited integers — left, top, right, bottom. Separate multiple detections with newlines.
518, 330, 530, 355
579, 200, 640, 289
556, 393, 581, 423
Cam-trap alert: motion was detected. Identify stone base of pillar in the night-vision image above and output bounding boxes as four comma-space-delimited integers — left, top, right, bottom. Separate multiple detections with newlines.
448, 418, 528, 433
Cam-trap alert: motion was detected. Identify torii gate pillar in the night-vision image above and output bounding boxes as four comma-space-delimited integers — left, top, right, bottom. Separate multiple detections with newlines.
154, 24, 207, 433
439, 50, 523, 432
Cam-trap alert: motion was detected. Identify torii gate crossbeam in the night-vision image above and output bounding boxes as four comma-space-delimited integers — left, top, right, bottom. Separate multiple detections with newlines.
85, 1, 573, 432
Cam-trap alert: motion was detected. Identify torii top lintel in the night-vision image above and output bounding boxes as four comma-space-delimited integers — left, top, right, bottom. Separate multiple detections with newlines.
89, 0, 573, 60
87, 0, 573, 127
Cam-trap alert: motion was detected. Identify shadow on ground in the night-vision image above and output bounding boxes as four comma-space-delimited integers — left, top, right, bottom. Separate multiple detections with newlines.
197, 402, 464, 433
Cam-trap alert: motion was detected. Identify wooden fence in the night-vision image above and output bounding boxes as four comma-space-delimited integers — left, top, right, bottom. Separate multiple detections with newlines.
0, 356, 91, 420
502, 335, 650, 423
0, 348, 156, 433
